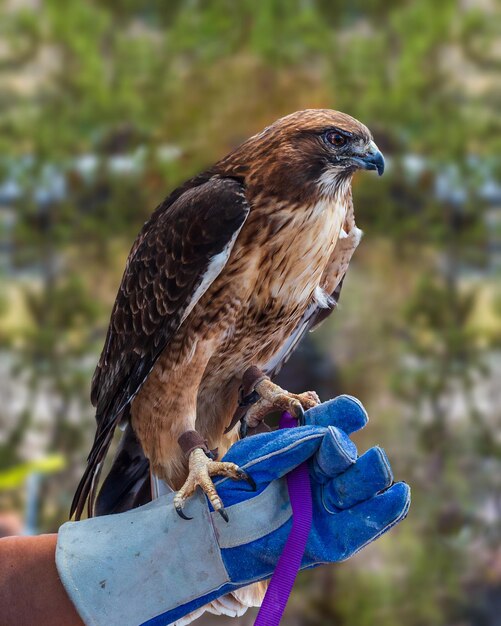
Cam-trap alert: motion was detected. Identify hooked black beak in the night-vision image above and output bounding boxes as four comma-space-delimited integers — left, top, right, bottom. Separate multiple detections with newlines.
351, 141, 385, 176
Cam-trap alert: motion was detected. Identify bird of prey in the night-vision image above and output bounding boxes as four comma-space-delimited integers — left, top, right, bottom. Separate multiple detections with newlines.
71, 109, 384, 618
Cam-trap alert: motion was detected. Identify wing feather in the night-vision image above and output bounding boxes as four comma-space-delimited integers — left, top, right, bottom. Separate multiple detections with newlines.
71, 176, 250, 519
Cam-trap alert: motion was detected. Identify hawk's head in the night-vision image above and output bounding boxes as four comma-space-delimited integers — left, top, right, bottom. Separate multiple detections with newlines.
222, 109, 384, 204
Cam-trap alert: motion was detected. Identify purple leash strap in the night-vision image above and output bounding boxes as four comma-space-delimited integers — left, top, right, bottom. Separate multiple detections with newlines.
254, 411, 313, 626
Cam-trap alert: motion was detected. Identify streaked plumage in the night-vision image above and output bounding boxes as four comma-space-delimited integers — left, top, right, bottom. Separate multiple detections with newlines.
71, 109, 384, 622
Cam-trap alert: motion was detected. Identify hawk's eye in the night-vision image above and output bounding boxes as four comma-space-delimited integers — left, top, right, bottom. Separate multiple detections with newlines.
326, 131, 347, 147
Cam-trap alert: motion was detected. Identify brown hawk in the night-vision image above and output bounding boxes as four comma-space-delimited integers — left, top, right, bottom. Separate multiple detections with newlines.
71, 107, 383, 553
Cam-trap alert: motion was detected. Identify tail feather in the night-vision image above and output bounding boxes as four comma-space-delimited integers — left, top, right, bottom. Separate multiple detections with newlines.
70, 423, 116, 519
95, 424, 151, 516
70, 413, 265, 624
70, 415, 152, 520
172, 583, 267, 625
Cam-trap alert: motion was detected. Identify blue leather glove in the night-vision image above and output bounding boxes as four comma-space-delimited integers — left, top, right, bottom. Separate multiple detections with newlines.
57, 397, 410, 626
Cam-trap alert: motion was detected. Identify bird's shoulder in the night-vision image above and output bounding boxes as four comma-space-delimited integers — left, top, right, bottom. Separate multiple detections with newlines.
90, 174, 250, 414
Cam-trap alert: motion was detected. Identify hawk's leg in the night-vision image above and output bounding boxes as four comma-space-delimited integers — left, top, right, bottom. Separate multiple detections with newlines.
173, 431, 255, 521
240, 366, 319, 433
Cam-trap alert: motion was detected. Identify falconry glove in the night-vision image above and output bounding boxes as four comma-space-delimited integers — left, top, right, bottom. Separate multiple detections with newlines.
57, 396, 411, 626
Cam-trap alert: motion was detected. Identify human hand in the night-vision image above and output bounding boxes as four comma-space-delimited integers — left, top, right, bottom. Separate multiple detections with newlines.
56, 396, 410, 626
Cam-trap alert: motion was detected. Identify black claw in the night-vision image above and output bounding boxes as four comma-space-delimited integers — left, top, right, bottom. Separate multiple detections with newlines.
237, 468, 257, 491
218, 507, 229, 523
238, 389, 260, 407
175, 505, 193, 521
239, 418, 248, 439
295, 404, 306, 426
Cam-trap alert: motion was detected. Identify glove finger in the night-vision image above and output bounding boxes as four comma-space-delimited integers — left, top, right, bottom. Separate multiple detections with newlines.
219, 425, 325, 487
322, 482, 410, 562
305, 395, 368, 434
310, 426, 358, 484
322, 447, 393, 510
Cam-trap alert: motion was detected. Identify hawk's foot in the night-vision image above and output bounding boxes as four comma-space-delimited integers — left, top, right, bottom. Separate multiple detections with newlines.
243, 373, 319, 431
173, 448, 255, 522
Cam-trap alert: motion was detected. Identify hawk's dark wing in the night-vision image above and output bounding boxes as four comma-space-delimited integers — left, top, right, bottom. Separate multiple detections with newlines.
71, 176, 250, 519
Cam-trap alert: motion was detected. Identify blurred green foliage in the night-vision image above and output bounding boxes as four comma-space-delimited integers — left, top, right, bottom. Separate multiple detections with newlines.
0, 0, 500, 624
0, 455, 65, 489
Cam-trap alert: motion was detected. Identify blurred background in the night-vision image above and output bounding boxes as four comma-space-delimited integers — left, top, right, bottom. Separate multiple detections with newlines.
0, 0, 500, 624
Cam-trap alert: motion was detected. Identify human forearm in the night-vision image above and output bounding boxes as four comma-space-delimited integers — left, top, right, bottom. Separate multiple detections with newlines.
0, 534, 84, 626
